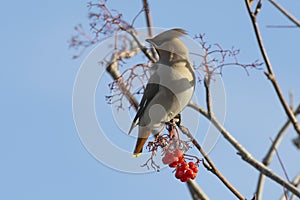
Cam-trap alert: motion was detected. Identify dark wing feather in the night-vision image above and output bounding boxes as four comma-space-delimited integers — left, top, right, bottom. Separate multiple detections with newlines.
128, 83, 159, 134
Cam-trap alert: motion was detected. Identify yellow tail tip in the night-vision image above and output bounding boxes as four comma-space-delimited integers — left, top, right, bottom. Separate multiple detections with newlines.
132, 153, 142, 158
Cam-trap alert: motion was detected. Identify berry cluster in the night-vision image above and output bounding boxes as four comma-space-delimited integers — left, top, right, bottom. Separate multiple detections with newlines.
162, 149, 199, 182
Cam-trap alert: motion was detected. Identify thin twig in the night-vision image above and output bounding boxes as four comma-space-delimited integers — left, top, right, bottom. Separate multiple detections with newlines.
188, 102, 300, 198
255, 104, 300, 199
289, 90, 294, 111
244, 0, 300, 137
270, 138, 290, 182
179, 125, 246, 200
280, 173, 300, 200
268, 0, 300, 27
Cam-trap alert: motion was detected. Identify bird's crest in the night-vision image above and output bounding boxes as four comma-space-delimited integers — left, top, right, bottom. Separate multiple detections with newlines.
146, 28, 187, 46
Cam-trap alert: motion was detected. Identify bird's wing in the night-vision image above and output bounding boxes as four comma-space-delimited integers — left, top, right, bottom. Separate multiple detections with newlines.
128, 74, 160, 134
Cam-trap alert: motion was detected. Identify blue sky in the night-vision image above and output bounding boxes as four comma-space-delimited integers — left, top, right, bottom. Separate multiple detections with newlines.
1, 0, 300, 199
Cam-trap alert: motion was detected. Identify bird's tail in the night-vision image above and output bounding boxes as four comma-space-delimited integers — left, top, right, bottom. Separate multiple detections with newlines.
132, 126, 152, 158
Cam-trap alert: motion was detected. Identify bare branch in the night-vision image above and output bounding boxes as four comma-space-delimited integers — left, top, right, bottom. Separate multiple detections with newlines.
142, 0, 154, 37
255, 103, 300, 199
188, 102, 300, 198
105, 48, 140, 110
268, 0, 300, 27
244, 0, 300, 138
204, 77, 212, 118
186, 180, 210, 200
179, 125, 246, 200
141, 0, 157, 59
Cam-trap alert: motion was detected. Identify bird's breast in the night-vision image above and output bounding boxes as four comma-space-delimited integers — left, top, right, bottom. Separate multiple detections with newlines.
149, 62, 195, 112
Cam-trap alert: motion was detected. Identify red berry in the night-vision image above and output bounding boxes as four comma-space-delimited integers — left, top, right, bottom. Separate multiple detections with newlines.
185, 169, 194, 178
180, 162, 189, 171
178, 157, 186, 166
177, 166, 184, 172
188, 162, 199, 173
192, 166, 198, 173
191, 172, 197, 180
175, 169, 184, 179
188, 162, 196, 168
169, 161, 179, 168
178, 156, 185, 163
180, 175, 190, 182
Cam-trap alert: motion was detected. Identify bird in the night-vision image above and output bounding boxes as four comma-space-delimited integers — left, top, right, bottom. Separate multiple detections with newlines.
128, 28, 195, 157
